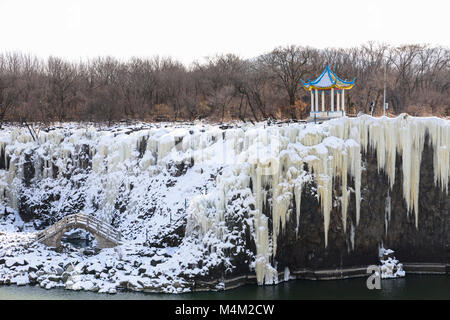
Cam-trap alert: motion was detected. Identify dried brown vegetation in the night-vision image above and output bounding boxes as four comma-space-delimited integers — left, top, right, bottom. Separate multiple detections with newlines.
0, 43, 448, 126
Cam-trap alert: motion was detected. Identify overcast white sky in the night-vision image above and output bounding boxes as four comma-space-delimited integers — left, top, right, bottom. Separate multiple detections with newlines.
0, 0, 448, 65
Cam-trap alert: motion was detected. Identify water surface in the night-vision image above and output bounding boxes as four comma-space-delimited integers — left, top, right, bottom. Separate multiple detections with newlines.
0, 275, 448, 300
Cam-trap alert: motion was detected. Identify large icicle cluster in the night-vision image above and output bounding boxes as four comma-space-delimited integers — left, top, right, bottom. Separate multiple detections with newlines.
188, 115, 449, 284
0, 115, 448, 288
328, 115, 449, 228
183, 123, 365, 284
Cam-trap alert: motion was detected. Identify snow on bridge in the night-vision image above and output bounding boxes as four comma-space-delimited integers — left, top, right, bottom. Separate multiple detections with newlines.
35, 213, 122, 248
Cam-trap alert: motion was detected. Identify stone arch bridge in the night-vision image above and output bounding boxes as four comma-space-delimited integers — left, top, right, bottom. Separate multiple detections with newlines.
35, 213, 122, 249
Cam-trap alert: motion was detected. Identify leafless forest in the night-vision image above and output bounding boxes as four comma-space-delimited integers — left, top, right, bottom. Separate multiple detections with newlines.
0, 42, 448, 126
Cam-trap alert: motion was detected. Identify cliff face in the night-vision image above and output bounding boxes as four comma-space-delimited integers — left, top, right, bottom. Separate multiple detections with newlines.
196, 115, 449, 285
275, 139, 449, 273
0, 115, 448, 291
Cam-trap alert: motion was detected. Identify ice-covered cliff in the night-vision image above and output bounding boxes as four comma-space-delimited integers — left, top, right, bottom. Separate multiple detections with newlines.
0, 114, 448, 291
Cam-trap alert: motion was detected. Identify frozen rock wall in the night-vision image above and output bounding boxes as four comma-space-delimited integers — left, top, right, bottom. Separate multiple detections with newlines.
0, 115, 448, 288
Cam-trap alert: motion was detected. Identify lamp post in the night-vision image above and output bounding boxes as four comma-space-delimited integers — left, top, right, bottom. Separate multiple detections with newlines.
383, 62, 387, 117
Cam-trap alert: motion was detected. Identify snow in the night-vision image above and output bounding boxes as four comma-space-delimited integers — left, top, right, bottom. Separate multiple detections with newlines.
0, 115, 448, 291
379, 246, 405, 279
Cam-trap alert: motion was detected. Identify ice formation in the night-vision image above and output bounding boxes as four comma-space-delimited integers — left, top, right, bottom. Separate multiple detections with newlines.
331, 115, 449, 228
379, 246, 405, 279
189, 115, 448, 284
0, 115, 448, 287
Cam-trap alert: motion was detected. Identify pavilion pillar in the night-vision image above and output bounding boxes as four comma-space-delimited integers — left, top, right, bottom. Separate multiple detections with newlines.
315, 89, 319, 112
321, 91, 325, 112
330, 88, 334, 112
336, 91, 340, 111
310, 91, 314, 113
342, 90, 345, 113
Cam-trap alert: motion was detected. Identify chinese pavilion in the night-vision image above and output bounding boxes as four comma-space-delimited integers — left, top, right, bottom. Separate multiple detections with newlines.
301, 65, 355, 120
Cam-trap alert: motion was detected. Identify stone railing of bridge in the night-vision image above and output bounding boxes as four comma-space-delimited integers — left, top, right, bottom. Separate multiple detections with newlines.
35, 213, 122, 249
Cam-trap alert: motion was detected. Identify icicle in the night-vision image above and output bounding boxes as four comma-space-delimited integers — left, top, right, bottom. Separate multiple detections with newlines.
385, 189, 391, 235
428, 118, 450, 194
350, 222, 355, 251
340, 150, 349, 232
313, 155, 333, 248
385, 120, 397, 189
294, 181, 303, 237
252, 164, 278, 285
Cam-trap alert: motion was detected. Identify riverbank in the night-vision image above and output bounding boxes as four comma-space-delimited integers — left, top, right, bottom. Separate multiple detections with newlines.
0, 230, 447, 295
0, 231, 198, 294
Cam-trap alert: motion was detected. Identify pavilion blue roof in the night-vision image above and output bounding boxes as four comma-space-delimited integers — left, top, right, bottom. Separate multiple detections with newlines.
301, 65, 356, 91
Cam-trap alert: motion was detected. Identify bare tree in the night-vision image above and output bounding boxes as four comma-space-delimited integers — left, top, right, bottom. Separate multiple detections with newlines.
261, 45, 312, 106
0, 43, 447, 124
45, 57, 78, 122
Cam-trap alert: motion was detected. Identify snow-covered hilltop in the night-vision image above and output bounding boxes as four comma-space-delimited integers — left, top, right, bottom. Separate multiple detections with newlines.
0, 115, 448, 292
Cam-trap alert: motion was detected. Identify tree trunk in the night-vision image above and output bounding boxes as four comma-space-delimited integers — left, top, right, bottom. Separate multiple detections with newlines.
289, 93, 296, 106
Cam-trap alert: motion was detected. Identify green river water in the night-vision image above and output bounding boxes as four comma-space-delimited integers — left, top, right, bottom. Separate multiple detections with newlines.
0, 275, 448, 300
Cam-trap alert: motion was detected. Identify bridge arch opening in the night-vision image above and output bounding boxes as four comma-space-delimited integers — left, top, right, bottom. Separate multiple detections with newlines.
61, 228, 97, 248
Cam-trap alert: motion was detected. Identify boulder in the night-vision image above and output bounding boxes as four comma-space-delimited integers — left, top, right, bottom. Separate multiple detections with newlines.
82, 249, 95, 256
133, 260, 142, 268
61, 272, 71, 282
81, 281, 95, 291
45, 282, 57, 290
28, 265, 38, 273
138, 267, 147, 275
5, 258, 17, 268
150, 260, 160, 267
116, 263, 124, 270
14, 275, 29, 286
48, 275, 62, 282
28, 272, 38, 283
71, 282, 83, 291
86, 262, 104, 274
65, 281, 73, 290
90, 285, 100, 292
54, 266, 64, 275
36, 270, 45, 277
65, 264, 74, 273
108, 287, 117, 294
39, 279, 49, 288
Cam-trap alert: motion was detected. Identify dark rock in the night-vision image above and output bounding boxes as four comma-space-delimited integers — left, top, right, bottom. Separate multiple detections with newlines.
28, 273, 38, 284
54, 266, 64, 275
28, 265, 38, 273
150, 260, 160, 267
61, 272, 70, 282
48, 275, 61, 282
138, 267, 146, 274
65, 264, 74, 272
133, 260, 141, 268
82, 249, 95, 256
116, 263, 124, 270
90, 285, 99, 292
